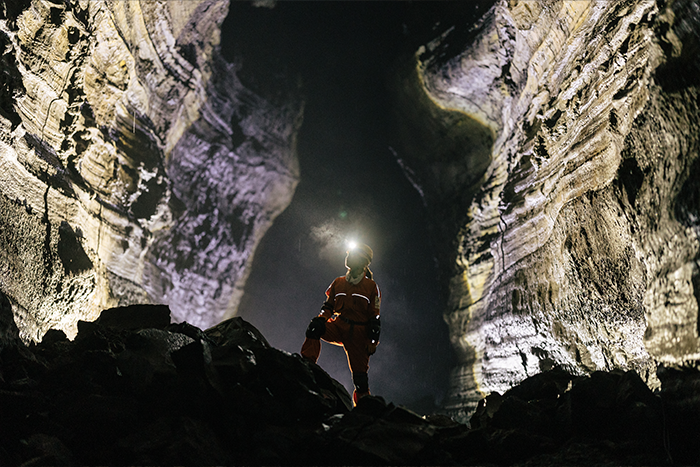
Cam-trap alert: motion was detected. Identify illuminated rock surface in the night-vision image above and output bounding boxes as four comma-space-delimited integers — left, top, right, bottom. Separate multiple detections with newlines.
0, 0, 301, 340
394, 0, 700, 419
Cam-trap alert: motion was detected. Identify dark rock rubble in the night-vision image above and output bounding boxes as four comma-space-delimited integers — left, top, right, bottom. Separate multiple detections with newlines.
1, 289, 699, 466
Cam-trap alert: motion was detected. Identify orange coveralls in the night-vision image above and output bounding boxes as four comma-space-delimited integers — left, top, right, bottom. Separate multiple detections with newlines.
301, 274, 381, 375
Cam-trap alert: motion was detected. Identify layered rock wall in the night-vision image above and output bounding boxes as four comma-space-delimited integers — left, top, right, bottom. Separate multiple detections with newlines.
405, 0, 700, 419
0, 0, 301, 340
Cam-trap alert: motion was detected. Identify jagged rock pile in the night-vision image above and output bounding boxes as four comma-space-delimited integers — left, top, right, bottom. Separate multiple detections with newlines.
0, 291, 351, 465
1, 289, 699, 466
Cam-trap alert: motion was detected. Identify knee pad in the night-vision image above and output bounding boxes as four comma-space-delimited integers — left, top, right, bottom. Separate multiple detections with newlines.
305, 316, 326, 339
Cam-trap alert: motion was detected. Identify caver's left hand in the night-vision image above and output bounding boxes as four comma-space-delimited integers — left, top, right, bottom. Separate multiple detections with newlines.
366, 341, 378, 355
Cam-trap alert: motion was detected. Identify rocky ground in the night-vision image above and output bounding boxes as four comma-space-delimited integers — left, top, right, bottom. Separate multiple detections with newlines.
0, 290, 698, 466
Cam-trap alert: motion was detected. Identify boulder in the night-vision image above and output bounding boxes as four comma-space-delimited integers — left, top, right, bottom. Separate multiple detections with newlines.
95, 305, 172, 331
463, 367, 671, 465
204, 316, 271, 349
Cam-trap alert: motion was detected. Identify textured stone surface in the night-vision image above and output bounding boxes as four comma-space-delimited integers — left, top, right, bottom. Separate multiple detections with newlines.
0, 293, 353, 466
3, 289, 699, 466
397, 0, 700, 419
0, 0, 301, 340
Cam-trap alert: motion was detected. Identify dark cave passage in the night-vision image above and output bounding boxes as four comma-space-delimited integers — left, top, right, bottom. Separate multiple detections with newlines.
220, 1, 492, 411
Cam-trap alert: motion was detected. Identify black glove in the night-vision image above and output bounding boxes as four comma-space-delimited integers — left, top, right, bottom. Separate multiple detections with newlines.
367, 316, 381, 342
366, 341, 378, 356
305, 316, 326, 339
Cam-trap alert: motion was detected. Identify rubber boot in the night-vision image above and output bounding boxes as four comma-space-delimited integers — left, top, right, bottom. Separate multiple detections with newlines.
352, 372, 370, 406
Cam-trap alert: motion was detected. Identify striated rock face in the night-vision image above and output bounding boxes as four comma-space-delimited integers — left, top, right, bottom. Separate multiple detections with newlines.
397, 0, 700, 419
0, 0, 302, 340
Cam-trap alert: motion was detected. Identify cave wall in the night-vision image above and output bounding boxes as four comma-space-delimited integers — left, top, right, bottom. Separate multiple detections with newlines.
401, 0, 700, 419
0, 0, 302, 340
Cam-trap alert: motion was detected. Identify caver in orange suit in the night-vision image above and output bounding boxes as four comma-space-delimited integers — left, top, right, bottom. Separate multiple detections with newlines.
301, 243, 381, 405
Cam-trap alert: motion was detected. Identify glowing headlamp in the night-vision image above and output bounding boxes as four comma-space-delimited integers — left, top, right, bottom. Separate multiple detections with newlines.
345, 240, 373, 263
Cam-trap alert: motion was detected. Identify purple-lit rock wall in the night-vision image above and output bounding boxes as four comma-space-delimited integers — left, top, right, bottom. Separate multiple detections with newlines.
0, 0, 301, 339
400, 0, 700, 420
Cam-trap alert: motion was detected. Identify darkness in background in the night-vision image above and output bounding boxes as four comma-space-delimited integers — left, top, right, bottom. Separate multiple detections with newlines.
221, 1, 491, 413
